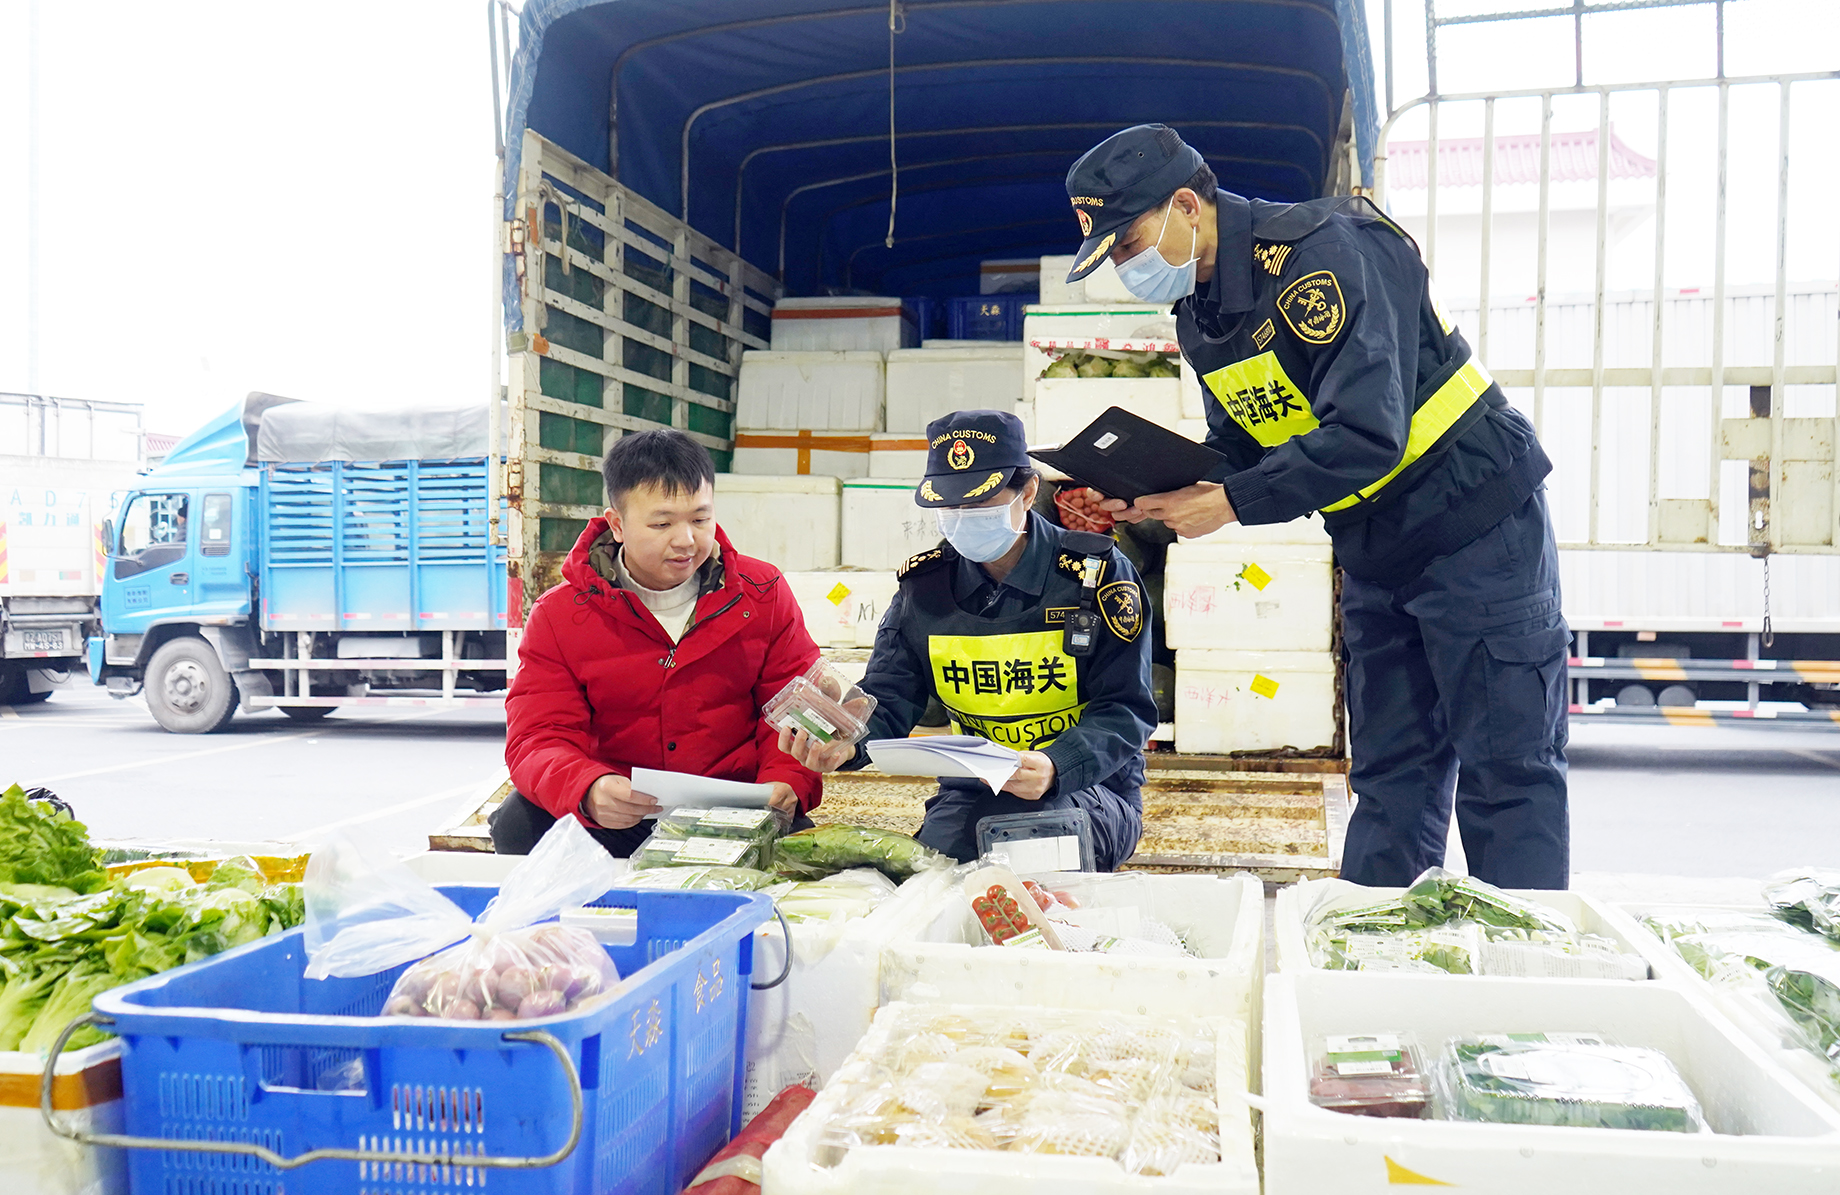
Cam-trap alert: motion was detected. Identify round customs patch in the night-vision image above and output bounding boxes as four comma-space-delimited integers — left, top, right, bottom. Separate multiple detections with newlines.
1277, 270, 1347, 344
1098, 580, 1144, 642
948, 439, 975, 470
1077, 208, 1093, 236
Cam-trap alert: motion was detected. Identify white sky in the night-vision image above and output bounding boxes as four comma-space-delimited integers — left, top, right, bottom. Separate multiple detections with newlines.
1, 0, 1835, 440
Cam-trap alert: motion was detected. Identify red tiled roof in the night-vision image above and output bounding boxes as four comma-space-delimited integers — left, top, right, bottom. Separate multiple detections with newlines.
1386, 128, 1657, 189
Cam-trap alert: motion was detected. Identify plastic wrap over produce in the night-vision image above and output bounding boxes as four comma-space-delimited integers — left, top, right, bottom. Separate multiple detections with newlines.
1301, 868, 1649, 979
303, 817, 622, 1021
803, 1003, 1224, 1176
1642, 907, 1840, 1083
1433, 1033, 1707, 1133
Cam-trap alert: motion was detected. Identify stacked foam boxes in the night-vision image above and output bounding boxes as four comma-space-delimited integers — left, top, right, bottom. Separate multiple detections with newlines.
1165, 517, 1338, 755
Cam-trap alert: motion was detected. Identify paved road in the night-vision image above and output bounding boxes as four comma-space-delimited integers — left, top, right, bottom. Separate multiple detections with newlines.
3, 680, 1836, 877
0, 680, 507, 859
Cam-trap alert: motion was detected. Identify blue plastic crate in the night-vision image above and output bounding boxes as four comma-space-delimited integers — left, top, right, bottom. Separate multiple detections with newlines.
90, 886, 773, 1195
944, 294, 1035, 341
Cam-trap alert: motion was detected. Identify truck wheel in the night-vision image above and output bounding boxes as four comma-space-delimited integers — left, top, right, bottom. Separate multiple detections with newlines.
145, 638, 240, 734
280, 706, 333, 723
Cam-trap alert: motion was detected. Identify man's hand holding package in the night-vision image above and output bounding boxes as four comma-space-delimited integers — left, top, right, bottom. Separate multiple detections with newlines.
583, 773, 663, 829
1099, 482, 1236, 538
777, 725, 857, 774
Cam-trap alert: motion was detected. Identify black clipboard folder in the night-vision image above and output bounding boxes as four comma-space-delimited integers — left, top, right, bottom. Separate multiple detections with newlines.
1027, 407, 1226, 504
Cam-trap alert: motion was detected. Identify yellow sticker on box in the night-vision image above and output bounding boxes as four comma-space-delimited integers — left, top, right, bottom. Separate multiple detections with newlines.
1241, 563, 1273, 591
826, 582, 852, 605
1250, 674, 1281, 700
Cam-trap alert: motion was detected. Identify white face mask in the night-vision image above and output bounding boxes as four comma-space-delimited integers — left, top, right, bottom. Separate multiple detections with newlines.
1114, 198, 1199, 304
936, 495, 1024, 562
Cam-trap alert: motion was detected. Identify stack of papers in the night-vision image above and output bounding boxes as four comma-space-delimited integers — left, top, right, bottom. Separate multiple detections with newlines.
866, 736, 1021, 793
629, 768, 773, 809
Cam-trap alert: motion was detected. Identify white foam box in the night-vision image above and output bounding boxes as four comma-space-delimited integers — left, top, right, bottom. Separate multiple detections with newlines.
884, 872, 1266, 1074
1179, 516, 1333, 547
737, 350, 885, 430
1262, 969, 1840, 1194
715, 475, 841, 570
744, 868, 956, 1120
842, 478, 939, 570
770, 296, 916, 352
884, 345, 1027, 434
1272, 881, 1659, 975
1176, 418, 1207, 443
785, 570, 899, 647
1033, 377, 1184, 447
1038, 254, 1136, 305
867, 432, 929, 478
765, 1001, 1260, 1195
1, 1042, 126, 1195
1163, 542, 1334, 652
731, 431, 875, 479
1174, 650, 1338, 755
1022, 304, 1180, 400
980, 257, 1040, 295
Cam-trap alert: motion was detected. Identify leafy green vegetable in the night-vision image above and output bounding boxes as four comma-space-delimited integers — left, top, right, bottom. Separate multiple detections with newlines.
0, 787, 306, 1051
1399, 869, 1573, 933
772, 824, 945, 882
0, 785, 107, 894
1765, 870, 1840, 943
611, 866, 776, 892
1438, 1036, 1704, 1132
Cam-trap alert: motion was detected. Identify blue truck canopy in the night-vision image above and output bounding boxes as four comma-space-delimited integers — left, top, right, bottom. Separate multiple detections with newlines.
504, 0, 1377, 300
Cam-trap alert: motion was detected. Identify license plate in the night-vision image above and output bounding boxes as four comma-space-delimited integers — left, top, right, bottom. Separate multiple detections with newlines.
21, 630, 69, 653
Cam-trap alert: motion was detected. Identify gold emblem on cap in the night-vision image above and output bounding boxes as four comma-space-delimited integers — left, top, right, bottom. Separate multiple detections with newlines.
1074, 232, 1116, 274
962, 471, 1005, 500
1077, 209, 1093, 236
947, 439, 975, 470
920, 479, 943, 502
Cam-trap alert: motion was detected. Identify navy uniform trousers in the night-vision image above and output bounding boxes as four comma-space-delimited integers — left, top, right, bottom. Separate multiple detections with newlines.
1338, 489, 1571, 889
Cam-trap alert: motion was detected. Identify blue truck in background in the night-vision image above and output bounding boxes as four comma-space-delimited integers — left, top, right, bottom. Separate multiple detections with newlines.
90, 393, 509, 733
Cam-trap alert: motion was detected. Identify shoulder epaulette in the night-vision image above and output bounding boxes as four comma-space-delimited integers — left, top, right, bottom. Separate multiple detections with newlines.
1054, 551, 1109, 584
898, 546, 952, 581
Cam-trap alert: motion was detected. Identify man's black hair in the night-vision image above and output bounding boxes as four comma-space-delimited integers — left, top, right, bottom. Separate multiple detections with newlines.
1178, 162, 1218, 204
601, 428, 716, 508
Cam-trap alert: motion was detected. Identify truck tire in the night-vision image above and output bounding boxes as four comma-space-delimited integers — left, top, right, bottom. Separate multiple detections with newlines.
280, 705, 333, 723
145, 638, 240, 734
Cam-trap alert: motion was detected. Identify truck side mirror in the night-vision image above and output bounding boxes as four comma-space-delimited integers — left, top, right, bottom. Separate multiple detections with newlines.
102, 519, 115, 557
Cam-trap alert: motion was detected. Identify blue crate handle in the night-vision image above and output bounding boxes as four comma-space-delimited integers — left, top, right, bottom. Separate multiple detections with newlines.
39, 1011, 584, 1172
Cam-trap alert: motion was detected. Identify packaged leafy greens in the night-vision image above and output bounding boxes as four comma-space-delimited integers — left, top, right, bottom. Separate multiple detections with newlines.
1764, 869, 1840, 943
652, 806, 779, 842
772, 824, 946, 882
630, 833, 769, 872
610, 865, 776, 892
1435, 1034, 1706, 1133
1315, 923, 1479, 975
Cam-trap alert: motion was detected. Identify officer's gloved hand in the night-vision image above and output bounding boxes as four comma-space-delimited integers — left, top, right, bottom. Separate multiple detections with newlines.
777, 725, 857, 774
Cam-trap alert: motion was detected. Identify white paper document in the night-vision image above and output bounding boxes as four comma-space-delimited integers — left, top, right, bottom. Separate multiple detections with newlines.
866, 735, 1021, 793
629, 767, 773, 809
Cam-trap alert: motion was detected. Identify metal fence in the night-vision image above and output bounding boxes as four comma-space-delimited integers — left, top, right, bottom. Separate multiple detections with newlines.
1373, 69, 1840, 555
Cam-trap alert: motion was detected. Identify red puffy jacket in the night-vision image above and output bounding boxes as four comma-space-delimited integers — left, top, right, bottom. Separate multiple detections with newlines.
505, 520, 823, 819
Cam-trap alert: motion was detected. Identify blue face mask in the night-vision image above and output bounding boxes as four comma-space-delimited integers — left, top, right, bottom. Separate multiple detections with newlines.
1114, 198, 1198, 304
936, 497, 1023, 563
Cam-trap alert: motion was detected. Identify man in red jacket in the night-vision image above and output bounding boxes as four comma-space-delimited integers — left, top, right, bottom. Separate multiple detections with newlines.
492, 430, 823, 856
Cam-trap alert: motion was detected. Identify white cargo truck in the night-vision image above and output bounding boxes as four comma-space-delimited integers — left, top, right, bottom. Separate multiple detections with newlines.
0, 395, 144, 706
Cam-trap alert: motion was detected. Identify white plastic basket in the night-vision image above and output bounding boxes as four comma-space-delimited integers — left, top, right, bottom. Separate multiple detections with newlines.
763, 1001, 1260, 1195
1262, 969, 1840, 1193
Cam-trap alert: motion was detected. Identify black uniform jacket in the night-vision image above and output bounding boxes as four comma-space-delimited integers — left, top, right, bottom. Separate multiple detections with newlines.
1176, 192, 1552, 586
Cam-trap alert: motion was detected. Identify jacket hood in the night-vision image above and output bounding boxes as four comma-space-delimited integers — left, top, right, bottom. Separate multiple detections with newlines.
559, 517, 740, 600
